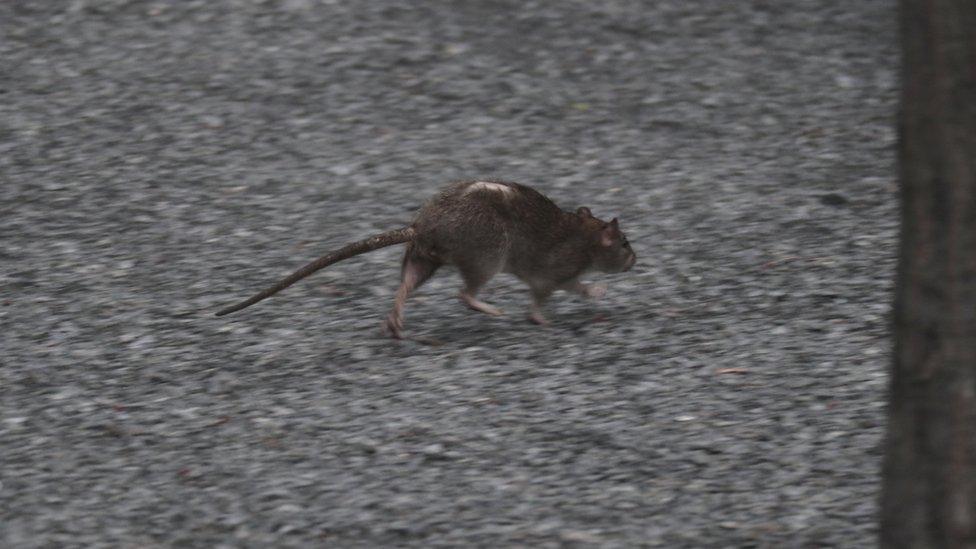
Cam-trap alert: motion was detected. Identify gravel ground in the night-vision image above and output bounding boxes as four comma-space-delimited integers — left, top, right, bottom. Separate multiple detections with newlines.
1, 1, 897, 547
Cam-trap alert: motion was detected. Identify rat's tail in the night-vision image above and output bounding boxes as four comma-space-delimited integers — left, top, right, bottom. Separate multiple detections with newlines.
215, 226, 415, 316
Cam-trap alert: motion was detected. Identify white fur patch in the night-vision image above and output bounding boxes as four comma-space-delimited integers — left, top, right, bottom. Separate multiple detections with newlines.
465, 181, 514, 196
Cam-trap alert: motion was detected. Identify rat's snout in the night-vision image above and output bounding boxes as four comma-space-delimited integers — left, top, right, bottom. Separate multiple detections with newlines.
623, 251, 636, 272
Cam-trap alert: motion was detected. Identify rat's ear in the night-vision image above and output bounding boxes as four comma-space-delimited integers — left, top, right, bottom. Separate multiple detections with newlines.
600, 218, 620, 247
600, 224, 615, 247
577, 207, 592, 218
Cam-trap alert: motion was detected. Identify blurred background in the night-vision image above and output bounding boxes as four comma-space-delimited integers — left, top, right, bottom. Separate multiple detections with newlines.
2, 1, 895, 546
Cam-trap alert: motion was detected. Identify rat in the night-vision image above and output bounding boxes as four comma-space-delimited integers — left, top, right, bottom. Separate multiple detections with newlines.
215, 179, 636, 338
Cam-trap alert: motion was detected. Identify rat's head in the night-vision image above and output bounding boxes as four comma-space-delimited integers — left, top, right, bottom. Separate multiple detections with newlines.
577, 207, 636, 273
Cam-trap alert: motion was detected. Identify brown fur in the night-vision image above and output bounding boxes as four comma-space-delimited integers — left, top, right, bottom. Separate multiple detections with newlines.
216, 180, 636, 338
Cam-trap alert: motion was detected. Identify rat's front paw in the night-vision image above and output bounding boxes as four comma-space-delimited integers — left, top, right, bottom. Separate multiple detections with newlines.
578, 283, 607, 299
384, 314, 404, 339
460, 293, 504, 316
528, 310, 550, 326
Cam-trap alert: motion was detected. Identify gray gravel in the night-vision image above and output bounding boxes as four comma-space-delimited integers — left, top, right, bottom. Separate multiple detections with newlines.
1, 1, 897, 547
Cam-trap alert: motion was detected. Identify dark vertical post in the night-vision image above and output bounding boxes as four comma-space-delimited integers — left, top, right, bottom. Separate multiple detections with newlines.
881, 0, 976, 547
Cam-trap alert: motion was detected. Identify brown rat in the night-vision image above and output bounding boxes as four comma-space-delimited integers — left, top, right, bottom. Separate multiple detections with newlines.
216, 179, 636, 338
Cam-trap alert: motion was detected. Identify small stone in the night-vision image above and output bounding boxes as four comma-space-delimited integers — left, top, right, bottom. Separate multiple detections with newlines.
560, 530, 603, 543
820, 193, 848, 206
351, 347, 373, 360
421, 443, 446, 458
200, 115, 224, 128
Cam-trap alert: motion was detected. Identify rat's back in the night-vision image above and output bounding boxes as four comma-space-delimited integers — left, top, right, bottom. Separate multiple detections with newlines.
410, 180, 568, 263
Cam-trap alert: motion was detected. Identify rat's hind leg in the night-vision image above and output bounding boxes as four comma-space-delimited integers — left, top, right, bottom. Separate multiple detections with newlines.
456, 260, 504, 316
527, 285, 555, 326
385, 251, 440, 339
